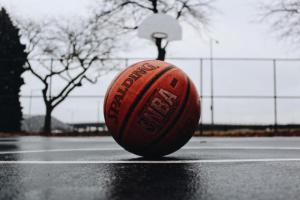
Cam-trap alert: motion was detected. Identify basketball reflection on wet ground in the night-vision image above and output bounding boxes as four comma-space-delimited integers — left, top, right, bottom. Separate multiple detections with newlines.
0, 137, 300, 200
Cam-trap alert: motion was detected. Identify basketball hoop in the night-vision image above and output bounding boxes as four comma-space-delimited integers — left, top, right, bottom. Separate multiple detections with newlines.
138, 14, 182, 42
151, 32, 168, 40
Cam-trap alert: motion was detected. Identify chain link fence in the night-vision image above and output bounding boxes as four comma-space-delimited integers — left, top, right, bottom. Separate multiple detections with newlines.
3, 57, 299, 132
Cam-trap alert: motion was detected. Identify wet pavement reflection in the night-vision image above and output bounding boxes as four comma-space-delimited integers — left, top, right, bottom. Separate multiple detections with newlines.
105, 162, 208, 200
1, 137, 300, 200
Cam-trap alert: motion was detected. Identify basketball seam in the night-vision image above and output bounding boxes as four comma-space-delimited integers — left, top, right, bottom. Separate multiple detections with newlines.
118, 66, 175, 144
145, 76, 191, 153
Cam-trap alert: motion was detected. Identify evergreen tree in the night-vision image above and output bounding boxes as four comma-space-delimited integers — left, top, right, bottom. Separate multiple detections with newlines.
0, 8, 27, 132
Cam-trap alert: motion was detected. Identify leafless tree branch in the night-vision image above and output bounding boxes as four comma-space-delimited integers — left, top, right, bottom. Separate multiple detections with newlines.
260, 0, 300, 45
17, 12, 123, 133
95, 0, 215, 60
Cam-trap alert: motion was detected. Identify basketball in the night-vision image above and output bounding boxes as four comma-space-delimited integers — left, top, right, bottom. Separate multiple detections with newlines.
104, 60, 201, 157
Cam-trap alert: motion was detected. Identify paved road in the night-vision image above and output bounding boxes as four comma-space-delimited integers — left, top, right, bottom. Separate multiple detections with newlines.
0, 137, 300, 200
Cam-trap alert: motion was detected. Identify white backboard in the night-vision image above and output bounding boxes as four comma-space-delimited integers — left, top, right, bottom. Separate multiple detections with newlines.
138, 14, 182, 41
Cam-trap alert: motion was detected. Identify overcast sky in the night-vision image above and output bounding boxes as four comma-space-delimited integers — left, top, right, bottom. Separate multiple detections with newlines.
1, 0, 298, 58
1, 0, 300, 124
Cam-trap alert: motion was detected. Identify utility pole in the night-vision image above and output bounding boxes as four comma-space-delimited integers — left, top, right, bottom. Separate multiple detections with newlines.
210, 38, 219, 125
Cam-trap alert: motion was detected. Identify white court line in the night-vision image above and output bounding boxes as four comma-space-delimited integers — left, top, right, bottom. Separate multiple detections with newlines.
0, 158, 300, 164
184, 147, 300, 150
0, 138, 115, 143
0, 147, 122, 155
1, 146, 300, 155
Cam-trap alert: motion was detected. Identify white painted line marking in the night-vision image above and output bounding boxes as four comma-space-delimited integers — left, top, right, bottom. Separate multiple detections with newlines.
0, 148, 122, 155
184, 147, 300, 150
1, 146, 300, 155
0, 137, 114, 143
0, 158, 300, 164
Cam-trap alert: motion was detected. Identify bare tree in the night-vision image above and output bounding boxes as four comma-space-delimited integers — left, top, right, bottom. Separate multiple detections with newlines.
18, 15, 122, 134
96, 0, 215, 60
261, 0, 300, 44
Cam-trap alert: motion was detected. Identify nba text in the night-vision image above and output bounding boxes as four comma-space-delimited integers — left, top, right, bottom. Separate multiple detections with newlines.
138, 88, 178, 133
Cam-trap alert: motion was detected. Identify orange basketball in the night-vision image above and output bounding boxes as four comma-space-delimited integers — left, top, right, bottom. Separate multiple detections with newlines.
104, 60, 201, 157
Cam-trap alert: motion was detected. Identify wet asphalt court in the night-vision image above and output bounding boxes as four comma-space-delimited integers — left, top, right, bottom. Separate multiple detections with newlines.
0, 137, 300, 200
